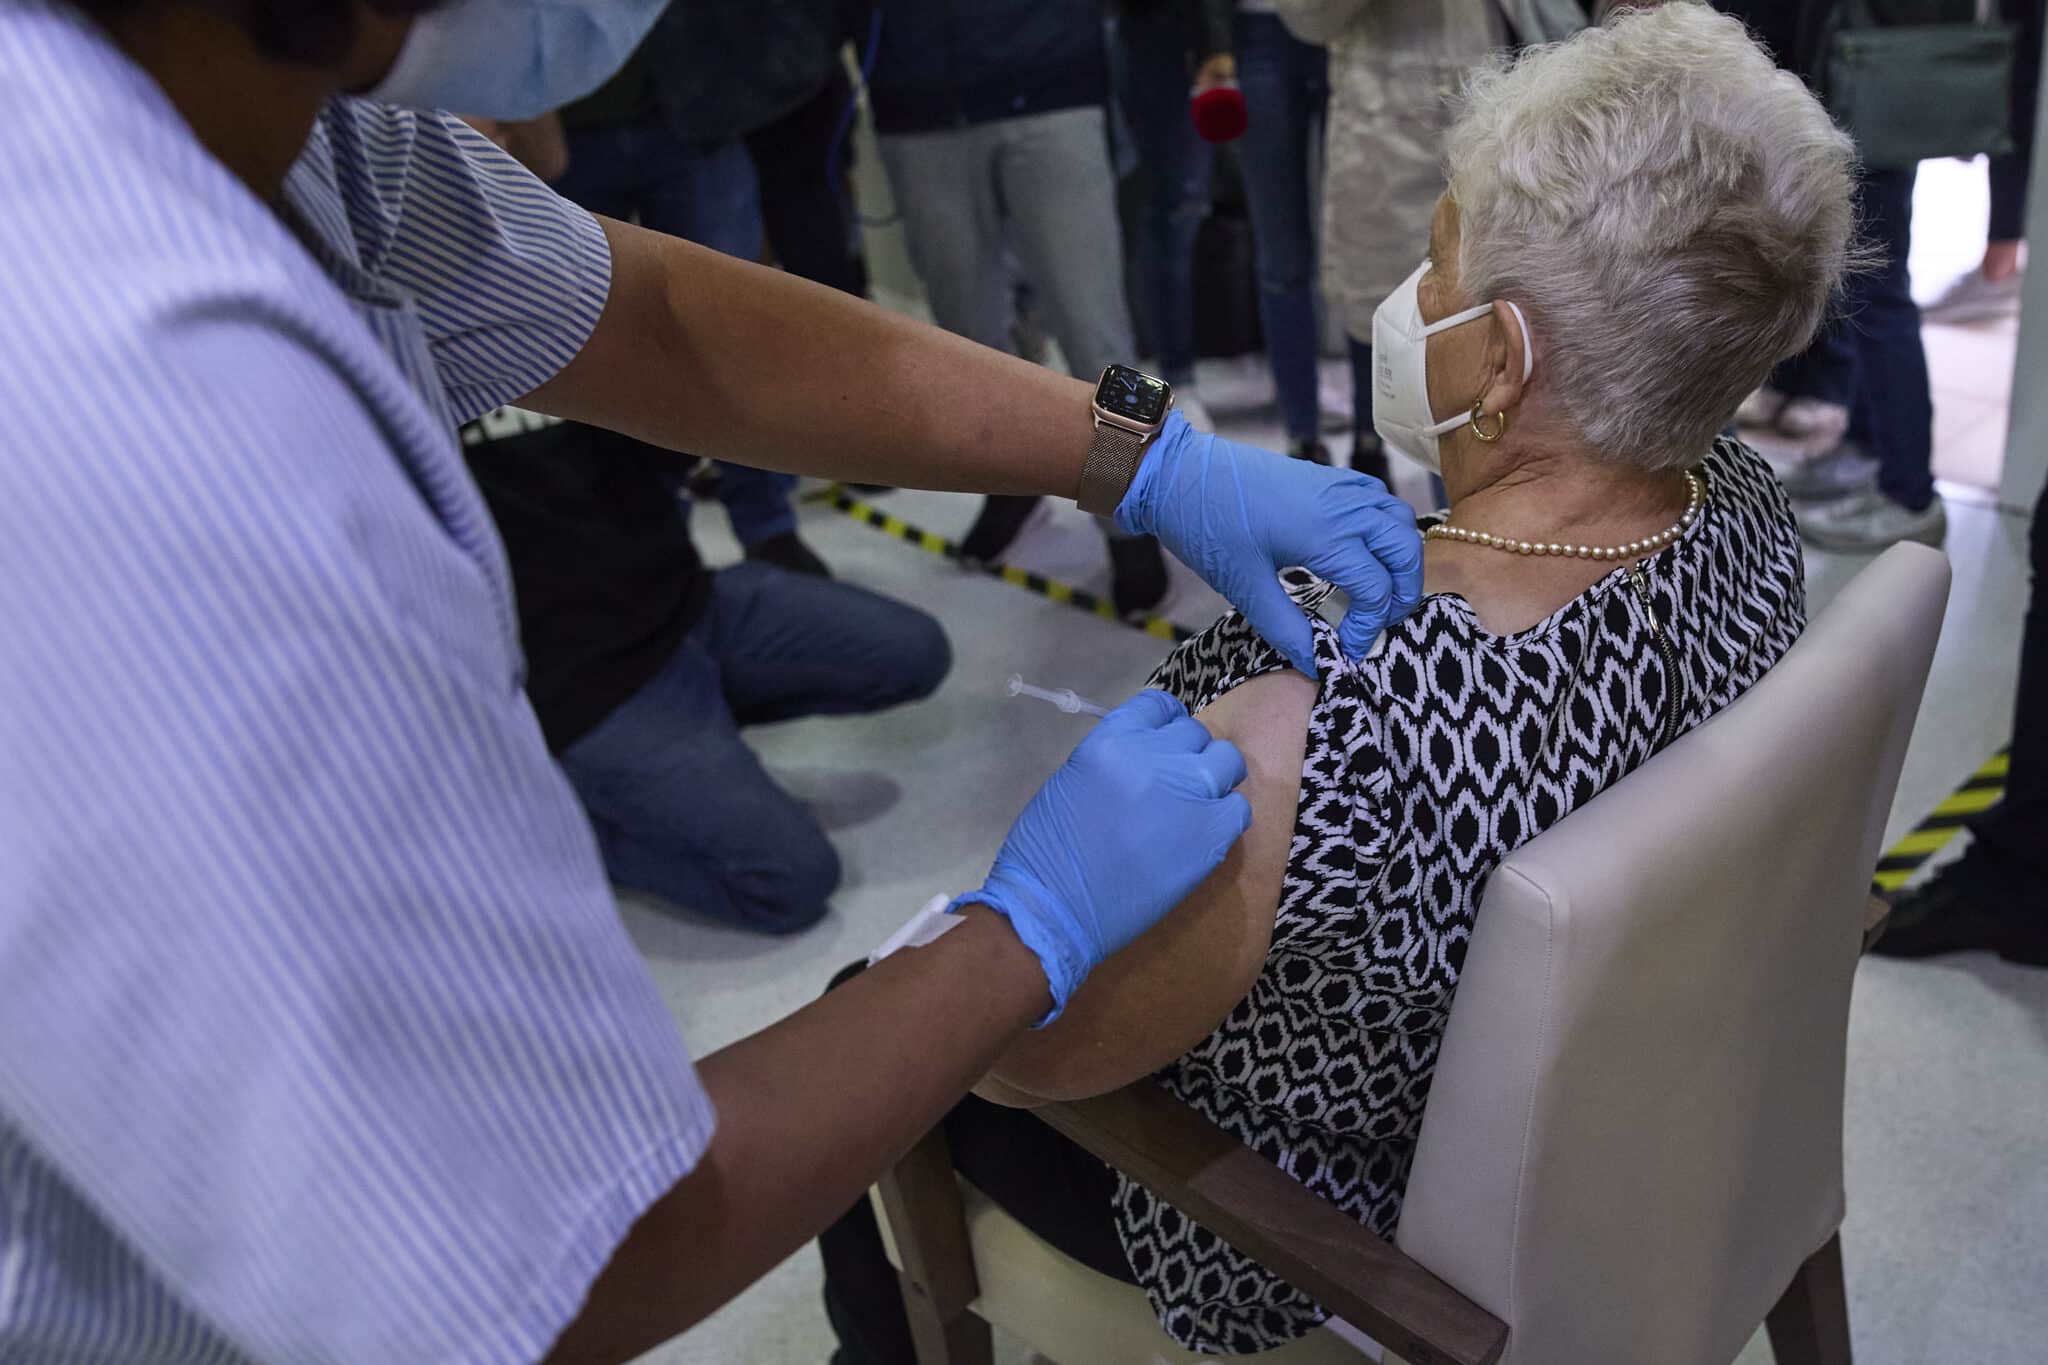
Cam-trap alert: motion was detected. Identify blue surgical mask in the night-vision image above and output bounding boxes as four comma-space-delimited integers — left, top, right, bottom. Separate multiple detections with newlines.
370, 0, 668, 121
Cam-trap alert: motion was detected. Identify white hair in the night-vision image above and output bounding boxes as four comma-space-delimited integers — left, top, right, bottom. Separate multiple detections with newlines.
1446, 2, 1858, 470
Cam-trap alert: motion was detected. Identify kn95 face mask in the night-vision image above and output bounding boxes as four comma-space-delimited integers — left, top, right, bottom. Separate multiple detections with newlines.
1371, 259, 1531, 473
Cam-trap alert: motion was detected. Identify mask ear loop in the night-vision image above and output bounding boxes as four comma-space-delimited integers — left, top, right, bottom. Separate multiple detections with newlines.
1468, 301, 1535, 441
1503, 300, 1534, 383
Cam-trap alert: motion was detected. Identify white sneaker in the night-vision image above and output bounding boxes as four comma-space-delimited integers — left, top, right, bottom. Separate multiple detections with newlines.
1736, 386, 1788, 429
1174, 389, 1214, 431
1772, 397, 1850, 458
1921, 266, 2024, 325
1799, 488, 1946, 553
1318, 368, 1354, 431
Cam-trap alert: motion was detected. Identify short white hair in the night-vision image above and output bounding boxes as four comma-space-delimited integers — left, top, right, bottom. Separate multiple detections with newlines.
1446, 2, 1858, 470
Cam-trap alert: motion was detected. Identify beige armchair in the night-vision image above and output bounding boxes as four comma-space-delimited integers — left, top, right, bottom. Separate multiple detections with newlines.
877, 542, 1950, 1365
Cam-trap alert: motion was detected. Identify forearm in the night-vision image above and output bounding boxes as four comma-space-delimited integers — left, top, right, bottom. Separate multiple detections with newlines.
542, 908, 1049, 1364
524, 217, 1098, 498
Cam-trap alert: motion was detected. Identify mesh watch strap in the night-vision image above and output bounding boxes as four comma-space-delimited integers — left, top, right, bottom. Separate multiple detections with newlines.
1077, 421, 1148, 516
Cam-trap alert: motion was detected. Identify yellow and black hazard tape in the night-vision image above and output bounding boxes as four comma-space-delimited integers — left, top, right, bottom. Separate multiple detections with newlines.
813, 486, 1197, 644
1872, 750, 2009, 894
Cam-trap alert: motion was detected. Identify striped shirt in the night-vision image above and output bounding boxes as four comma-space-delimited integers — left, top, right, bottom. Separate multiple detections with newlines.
0, 5, 716, 1362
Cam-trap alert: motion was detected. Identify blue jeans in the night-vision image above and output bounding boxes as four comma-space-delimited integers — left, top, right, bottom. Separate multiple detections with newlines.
1235, 11, 1327, 443
1771, 165, 1935, 511
1111, 6, 1213, 386
558, 563, 952, 933
554, 120, 799, 546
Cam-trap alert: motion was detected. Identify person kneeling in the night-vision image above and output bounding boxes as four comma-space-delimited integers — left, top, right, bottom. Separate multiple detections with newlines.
465, 413, 952, 935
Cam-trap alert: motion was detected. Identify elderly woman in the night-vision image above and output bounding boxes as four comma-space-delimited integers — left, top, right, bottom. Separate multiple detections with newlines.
821, 4, 1856, 1357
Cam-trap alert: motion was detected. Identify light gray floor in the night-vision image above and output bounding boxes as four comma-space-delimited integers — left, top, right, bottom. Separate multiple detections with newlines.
627, 325, 2044, 1365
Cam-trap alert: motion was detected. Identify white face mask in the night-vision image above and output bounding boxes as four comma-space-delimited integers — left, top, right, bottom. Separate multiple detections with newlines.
1371, 259, 1532, 474
371, 0, 668, 121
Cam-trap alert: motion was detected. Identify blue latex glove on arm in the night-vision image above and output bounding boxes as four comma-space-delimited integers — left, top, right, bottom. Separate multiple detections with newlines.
1115, 412, 1424, 675
954, 689, 1252, 1023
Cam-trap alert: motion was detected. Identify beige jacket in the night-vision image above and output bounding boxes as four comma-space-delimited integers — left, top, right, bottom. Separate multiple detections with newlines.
1276, 0, 1507, 341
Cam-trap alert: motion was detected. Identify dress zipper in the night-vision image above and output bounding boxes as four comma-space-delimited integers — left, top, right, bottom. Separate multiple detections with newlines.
1627, 563, 1683, 746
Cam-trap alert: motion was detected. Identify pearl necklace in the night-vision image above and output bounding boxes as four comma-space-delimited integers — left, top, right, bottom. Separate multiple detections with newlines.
1423, 472, 1704, 562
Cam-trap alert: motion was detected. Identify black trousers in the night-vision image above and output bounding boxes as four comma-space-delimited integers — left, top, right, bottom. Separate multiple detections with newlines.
816, 964, 1138, 1364
1969, 478, 2048, 896
746, 67, 870, 299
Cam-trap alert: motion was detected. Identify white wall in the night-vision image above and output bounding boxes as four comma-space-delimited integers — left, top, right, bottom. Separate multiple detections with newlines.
2003, 24, 2048, 515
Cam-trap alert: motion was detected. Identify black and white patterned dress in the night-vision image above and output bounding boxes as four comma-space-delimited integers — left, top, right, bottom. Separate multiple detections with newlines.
1116, 438, 1807, 1353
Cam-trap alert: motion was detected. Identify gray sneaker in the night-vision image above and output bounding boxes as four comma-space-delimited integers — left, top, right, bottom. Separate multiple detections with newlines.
1799, 488, 1947, 553
1774, 397, 1850, 447
1779, 443, 1879, 502
1921, 267, 2024, 325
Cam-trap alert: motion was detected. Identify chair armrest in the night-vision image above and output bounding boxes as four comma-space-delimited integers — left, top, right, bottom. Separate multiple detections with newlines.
1036, 1083, 1509, 1365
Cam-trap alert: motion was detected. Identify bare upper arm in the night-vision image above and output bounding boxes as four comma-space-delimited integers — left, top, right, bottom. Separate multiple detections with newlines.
979, 669, 1316, 1105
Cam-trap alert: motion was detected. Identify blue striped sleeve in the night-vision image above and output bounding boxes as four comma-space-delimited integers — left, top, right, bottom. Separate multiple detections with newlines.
0, 301, 710, 1363
323, 101, 612, 426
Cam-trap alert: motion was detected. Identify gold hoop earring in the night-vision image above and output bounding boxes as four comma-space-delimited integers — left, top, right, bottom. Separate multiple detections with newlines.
1469, 402, 1508, 443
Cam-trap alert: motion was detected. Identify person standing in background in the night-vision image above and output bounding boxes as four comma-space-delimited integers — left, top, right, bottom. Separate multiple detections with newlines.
1874, 473, 2048, 966
1275, 0, 1506, 487
1109, 0, 1234, 432
870, 0, 1173, 619
553, 1, 855, 579
1716, 0, 1944, 553
1922, 0, 2044, 323
1234, 0, 1335, 465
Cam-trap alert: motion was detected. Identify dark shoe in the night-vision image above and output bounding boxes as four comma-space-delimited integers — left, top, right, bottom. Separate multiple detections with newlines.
1290, 438, 1332, 466
959, 494, 1044, 566
1110, 534, 1169, 619
745, 531, 831, 578
1873, 862, 2048, 965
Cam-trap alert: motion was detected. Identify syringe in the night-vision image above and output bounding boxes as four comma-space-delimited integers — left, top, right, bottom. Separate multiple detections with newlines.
1005, 673, 1110, 718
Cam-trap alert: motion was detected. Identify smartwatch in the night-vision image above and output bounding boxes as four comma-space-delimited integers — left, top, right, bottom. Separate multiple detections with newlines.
1078, 364, 1174, 515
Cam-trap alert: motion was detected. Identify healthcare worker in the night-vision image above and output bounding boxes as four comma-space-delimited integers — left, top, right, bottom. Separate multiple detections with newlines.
0, 3, 1422, 1362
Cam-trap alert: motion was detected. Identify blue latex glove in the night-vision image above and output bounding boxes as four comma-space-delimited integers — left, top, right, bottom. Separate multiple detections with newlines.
1115, 413, 1424, 675
954, 689, 1251, 1023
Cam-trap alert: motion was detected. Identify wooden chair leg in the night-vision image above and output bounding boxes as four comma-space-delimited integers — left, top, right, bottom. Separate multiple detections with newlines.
1766, 1232, 1852, 1365
895, 1271, 994, 1365
875, 1123, 993, 1365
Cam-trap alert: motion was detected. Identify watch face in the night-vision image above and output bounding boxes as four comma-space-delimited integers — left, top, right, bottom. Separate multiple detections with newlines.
1096, 365, 1171, 425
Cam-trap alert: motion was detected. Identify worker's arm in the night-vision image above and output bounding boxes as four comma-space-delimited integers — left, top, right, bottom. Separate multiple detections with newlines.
541, 690, 1253, 1361
521, 217, 1097, 497
521, 218, 1425, 678
981, 669, 1314, 1104
541, 905, 1045, 1364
